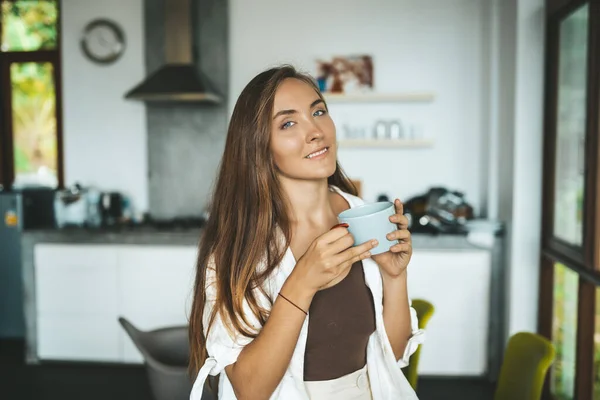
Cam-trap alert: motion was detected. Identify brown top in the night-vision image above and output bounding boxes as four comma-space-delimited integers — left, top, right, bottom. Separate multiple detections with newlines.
303, 260, 376, 381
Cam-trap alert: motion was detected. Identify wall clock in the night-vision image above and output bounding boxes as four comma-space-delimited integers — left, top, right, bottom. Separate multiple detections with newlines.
81, 19, 126, 64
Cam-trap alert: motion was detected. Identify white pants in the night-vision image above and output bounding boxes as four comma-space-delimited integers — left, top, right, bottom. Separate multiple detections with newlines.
304, 364, 373, 400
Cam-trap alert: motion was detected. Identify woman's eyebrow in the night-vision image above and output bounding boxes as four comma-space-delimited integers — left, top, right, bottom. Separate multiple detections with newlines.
273, 108, 296, 120
310, 98, 324, 108
272, 98, 324, 120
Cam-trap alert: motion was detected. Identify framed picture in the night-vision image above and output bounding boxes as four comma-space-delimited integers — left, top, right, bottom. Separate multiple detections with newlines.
315, 55, 374, 94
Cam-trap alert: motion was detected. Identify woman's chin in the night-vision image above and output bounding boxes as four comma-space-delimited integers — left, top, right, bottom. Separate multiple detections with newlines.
279, 159, 338, 181
308, 164, 338, 180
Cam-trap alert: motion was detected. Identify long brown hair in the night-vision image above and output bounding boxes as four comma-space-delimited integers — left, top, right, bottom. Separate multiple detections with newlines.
188, 65, 357, 378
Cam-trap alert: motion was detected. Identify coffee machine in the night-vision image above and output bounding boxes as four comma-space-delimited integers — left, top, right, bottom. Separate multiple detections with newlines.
403, 187, 474, 234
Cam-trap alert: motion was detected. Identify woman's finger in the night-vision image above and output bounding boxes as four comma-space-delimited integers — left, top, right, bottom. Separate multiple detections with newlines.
334, 238, 377, 265
320, 224, 351, 244
386, 230, 411, 242
394, 199, 404, 215
390, 243, 412, 253
389, 214, 409, 228
328, 232, 356, 255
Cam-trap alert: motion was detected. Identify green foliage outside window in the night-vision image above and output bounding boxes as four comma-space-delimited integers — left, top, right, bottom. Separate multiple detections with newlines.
11, 62, 57, 182
552, 263, 579, 400
1, 0, 57, 51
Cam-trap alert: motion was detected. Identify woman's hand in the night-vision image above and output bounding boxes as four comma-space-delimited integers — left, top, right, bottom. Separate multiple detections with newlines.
372, 199, 413, 280
291, 226, 378, 295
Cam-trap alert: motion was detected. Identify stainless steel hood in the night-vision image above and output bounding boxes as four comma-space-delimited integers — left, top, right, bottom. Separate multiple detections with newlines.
125, 0, 221, 103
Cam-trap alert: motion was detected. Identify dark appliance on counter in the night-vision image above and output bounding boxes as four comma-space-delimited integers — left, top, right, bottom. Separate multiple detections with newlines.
403, 187, 474, 234
0, 188, 56, 338
100, 192, 125, 227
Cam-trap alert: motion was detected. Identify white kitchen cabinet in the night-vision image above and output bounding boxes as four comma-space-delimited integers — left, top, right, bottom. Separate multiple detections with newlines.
407, 250, 492, 376
33, 243, 493, 374
117, 245, 197, 363
33, 244, 198, 363
37, 315, 121, 361
35, 244, 119, 315
35, 244, 120, 362
117, 246, 196, 323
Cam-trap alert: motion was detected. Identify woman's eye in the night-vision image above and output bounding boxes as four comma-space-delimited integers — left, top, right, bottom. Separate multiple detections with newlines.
313, 109, 327, 117
281, 121, 295, 130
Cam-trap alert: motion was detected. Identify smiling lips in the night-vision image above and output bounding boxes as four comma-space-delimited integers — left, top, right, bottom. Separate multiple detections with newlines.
305, 147, 329, 159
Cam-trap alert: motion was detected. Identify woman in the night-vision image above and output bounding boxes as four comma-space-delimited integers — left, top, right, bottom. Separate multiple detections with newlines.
188, 65, 424, 400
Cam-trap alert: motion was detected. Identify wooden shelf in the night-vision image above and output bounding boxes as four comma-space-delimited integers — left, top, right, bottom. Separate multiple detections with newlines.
338, 139, 434, 148
323, 92, 435, 103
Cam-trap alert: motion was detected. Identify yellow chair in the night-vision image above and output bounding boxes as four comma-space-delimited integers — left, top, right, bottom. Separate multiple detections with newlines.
494, 332, 555, 400
402, 299, 434, 391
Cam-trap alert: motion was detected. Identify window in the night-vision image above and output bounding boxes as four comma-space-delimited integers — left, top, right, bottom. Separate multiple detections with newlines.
0, 0, 62, 189
552, 4, 588, 247
540, 1, 600, 399
551, 263, 579, 400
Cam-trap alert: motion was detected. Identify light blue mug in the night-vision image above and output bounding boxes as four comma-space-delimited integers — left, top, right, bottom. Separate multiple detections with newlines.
337, 201, 397, 255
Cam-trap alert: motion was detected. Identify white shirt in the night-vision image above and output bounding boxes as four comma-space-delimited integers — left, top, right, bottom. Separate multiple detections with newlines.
190, 186, 425, 399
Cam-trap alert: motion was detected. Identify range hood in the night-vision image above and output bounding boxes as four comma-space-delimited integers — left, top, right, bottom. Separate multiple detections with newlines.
125, 0, 220, 103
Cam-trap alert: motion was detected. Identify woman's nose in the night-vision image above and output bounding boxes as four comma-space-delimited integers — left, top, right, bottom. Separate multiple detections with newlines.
306, 122, 324, 142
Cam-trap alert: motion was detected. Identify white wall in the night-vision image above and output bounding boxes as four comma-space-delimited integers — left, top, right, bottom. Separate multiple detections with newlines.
507, 0, 545, 336
61, 0, 148, 212
487, 0, 544, 339
230, 0, 486, 212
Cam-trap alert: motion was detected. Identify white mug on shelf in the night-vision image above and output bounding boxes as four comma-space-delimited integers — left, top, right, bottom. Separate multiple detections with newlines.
373, 120, 388, 140
388, 120, 403, 139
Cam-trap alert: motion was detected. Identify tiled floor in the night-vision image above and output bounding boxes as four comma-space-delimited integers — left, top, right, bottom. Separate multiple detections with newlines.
1, 340, 495, 400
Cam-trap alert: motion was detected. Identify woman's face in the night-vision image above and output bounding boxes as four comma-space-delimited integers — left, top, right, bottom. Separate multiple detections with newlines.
270, 78, 337, 181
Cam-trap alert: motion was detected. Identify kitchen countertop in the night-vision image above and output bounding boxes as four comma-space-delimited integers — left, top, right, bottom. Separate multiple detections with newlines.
21, 227, 491, 251
22, 227, 204, 246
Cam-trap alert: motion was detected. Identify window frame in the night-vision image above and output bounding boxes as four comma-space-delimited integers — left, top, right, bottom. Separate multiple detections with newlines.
0, 0, 64, 190
539, 0, 600, 398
